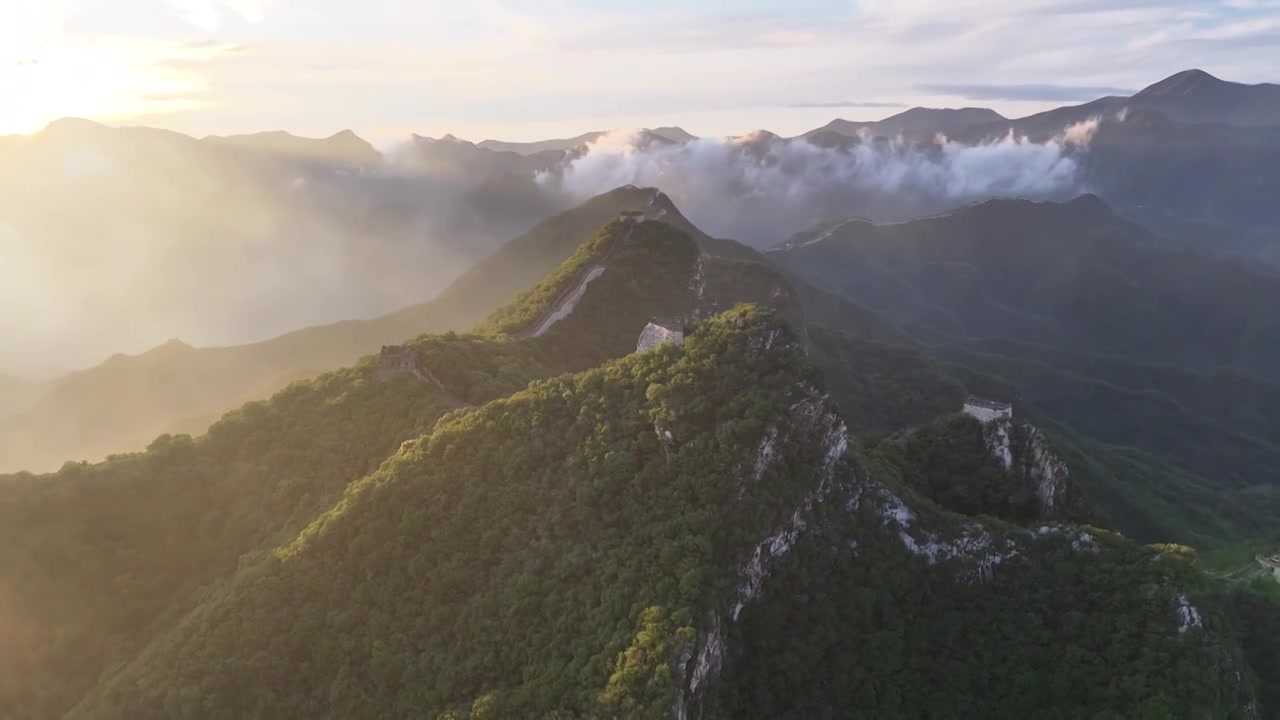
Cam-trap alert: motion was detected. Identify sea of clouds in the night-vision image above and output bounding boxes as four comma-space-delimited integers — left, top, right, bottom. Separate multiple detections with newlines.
543, 120, 1099, 245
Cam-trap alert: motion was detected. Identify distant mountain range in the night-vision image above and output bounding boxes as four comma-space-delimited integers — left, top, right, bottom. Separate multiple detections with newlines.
815, 69, 1280, 142
0, 118, 568, 375
1132, 68, 1280, 126
476, 126, 699, 155
6, 67, 1279, 441
202, 128, 383, 166
773, 193, 1280, 377
471, 70, 1280, 150
477, 69, 1280, 253
804, 107, 1008, 142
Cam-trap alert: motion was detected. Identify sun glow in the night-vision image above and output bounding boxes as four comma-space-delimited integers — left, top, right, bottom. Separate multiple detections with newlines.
0, 36, 225, 136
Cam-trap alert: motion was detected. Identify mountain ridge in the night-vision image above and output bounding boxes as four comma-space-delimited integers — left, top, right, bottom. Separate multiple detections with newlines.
24, 304, 1261, 719
804, 106, 1008, 141
0, 187, 702, 473
1130, 68, 1280, 125
2, 201, 1276, 716
202, 128, 381, 165
28, 67, 1275, 166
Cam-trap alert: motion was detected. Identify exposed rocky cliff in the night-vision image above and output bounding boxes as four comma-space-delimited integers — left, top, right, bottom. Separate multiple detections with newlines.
981, 418, 1075, 519
689, 418, 1253, 719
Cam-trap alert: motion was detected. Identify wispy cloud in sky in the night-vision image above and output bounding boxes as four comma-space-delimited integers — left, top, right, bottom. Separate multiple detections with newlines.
1, 0, 1277, 139
915, 83, 1138, 102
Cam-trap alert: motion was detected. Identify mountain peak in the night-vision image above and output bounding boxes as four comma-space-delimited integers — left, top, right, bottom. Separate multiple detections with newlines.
1127, 69, 1280, 125
734, 129, 781, 143
41, 117, 108, 137
650, 126, 698, 143
895, 106, 1005, 120
324, 128, 370, 147
1064, 192, 1116, 219
414, 133, 468, 144
203, 129, 380, 164
148, 338, 196, 356
1135, 69, 1226, 97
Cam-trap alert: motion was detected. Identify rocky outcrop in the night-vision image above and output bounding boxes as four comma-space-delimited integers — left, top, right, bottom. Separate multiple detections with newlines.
982, 418, 1073, 520
869, 482, 1021, 583
982, 418, 1015, 470
1021, 427, 1071, 518
678, 379, 848, 717
1175, 594, 1203, 634
680, 407, 1108, 714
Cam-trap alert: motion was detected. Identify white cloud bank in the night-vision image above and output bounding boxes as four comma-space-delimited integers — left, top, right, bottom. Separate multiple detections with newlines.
544, 122, 1098, 245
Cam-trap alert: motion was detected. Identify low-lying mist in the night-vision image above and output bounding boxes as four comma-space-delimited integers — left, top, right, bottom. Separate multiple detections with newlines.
0, 130, 551, 376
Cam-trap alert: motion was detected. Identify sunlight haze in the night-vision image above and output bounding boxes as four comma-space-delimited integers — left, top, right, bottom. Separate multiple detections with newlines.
4, 1, 1280, 717
1, 0, 1277, 139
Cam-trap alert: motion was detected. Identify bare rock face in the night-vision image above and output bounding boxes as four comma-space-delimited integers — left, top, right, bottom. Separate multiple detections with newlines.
981, 418, 1073, 520
982, 418, 1015, 471
677, 379, 848, 717
1022, 427, 1071, 518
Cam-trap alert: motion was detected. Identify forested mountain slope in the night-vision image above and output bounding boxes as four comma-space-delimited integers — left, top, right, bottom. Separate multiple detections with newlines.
807, 327, 1279, 549
0, 213, 779, 719
41, 306, 1264, 720
0, 183, 897, 476
773, 194, 1280, 379
774, 194, 1280, 547
0, 187, 686, 474
4, 202, 1278, 718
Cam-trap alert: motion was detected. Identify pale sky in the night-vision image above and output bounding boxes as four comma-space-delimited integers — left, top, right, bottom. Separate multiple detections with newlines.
1, 0, 1278, 142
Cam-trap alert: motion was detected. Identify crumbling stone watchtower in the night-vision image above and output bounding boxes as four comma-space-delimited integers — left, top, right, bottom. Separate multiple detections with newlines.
636, 317, 686, 353
962, 396, 1013, 423
374, 345, 418, 380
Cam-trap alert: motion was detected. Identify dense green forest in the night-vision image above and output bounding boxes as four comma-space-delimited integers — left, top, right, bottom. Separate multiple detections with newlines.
773, 195, 1280, 550
27, 306, 1261, 720
0, 218, 771, 719
2, 201, 1278, 718
69, 308, 836, 718
721, 508, 1252, 719
807, 326, 1277, 547
871, 414, 1093, 525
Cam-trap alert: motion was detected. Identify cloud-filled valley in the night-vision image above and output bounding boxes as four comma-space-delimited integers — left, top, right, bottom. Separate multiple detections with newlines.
542, 124, 1095, 245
